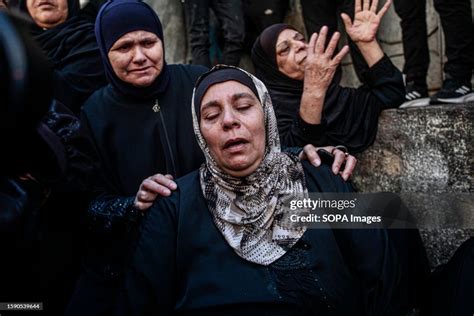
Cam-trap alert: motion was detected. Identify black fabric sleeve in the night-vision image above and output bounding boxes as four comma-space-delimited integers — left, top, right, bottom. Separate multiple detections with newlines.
279, 108, 327, 148
87, 196, 142, 235
79, 108, 141, 235
301, 161, 353, 193
114, 193, 179, 316
360, 54, 405, 109
83, 176, 141, 236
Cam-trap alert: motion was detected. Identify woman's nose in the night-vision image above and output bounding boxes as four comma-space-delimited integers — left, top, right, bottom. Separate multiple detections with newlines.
222, 108, 239, 129
132, 46, 147, 64
294, 40, 306, 53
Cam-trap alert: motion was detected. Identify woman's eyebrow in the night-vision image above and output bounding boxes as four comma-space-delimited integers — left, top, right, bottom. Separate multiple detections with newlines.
112, 39, 133, 48
140, 36, 158, 42
276, 40, 289, 51
231, 92, 257, 102
201, 100, 220, 112
293, 32, 303, 39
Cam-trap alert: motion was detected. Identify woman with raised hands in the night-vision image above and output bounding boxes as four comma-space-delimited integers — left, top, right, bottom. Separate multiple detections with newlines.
251, 0, 405, 153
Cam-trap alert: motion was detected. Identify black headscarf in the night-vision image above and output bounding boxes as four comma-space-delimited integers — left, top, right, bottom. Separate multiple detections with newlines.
251, 23, 303, 94
95, 0, 170, 99
10, 0, 107, 114
251, 23, 384, 153
193, 67, 259, 121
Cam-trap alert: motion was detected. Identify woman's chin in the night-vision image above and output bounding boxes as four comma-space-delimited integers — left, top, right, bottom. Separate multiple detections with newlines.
221, 158, 262, 178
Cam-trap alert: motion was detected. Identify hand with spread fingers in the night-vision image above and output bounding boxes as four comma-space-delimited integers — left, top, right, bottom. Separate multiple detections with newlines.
299, 26, 349, 124
303, 26, 349, 95
134, 174, 177, 211
299, 144, 357, 181
341, 0, 392, 44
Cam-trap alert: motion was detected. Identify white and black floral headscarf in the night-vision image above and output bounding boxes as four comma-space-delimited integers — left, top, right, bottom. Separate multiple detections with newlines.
191, 65, 308, 266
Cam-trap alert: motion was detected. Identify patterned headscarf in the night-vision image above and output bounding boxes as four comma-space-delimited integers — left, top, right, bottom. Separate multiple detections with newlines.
191, 65, 308, 266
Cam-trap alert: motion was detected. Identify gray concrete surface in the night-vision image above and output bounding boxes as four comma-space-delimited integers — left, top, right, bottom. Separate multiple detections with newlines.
352, 102, 474, 267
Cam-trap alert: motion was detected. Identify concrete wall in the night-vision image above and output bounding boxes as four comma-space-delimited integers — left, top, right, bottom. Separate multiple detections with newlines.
145, 0, 188, 64
352, 102, 474, 267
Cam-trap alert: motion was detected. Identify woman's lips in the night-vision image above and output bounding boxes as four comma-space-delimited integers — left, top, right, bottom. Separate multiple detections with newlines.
223, 138, 249, 153
297, 55, 307, 65
225, 142, 248, 153
129, 66, 151, 73
37, 2, 55, 8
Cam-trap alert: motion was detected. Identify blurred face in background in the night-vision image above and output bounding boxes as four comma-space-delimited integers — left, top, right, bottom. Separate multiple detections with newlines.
27, 0, 68, 29
108, 30, 164, 87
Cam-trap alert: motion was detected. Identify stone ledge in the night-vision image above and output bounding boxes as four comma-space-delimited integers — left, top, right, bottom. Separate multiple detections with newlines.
352, 102, 473, 267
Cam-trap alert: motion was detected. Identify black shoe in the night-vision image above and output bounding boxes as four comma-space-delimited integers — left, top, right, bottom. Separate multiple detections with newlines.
430, 79, 474, 104
400, 81, 429, 108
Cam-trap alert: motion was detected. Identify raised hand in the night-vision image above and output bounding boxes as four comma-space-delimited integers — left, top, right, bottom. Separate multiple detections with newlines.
341, 0, 392, 43
298, 26, 349, 125
303, 26, 349, 94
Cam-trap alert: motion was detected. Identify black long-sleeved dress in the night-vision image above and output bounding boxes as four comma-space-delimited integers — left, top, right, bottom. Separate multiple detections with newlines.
115, 163, 400, 316
65, 64, 207, 316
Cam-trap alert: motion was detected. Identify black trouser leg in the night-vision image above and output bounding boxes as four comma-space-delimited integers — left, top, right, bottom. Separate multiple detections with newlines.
338, 0, 370, 81
301, 0, 345, 84
301, 0, 369, 82
211, 0, 245, 66
184, 0, 212, 68
301, 0, 339, 36
433, 0, 473, 82
242, 0, 289, 50
393, 0, 430, 86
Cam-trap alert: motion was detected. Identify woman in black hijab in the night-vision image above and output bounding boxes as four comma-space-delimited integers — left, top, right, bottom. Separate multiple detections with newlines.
251, 0, 405, 153
11, 0, 107, 114
83, 0, 207, 199
65, 1, 208, 314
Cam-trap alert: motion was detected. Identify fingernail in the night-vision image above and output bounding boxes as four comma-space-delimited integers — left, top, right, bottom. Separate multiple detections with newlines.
170, 182, 177, 190
314, 159, 321, 166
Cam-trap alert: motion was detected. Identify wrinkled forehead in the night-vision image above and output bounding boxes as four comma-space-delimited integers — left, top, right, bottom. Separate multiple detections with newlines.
96, 0, 163, 54
276, 28, 303, 48
194, 67, 261, 115
111, 30, 160, 46
200, 80, 259, 107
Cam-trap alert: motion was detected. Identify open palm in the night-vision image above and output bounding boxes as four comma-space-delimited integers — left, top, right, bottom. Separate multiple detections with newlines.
341, 0, 392, 43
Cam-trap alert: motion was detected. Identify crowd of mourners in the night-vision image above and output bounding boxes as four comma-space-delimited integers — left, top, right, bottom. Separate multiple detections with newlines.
0, 0, 473, 315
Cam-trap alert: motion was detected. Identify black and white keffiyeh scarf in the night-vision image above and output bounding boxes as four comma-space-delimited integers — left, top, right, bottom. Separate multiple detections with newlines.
191, 65, 308, 266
